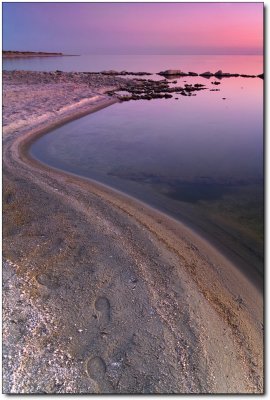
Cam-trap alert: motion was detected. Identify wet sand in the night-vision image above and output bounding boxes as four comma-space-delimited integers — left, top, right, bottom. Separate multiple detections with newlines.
3, 71, 263, 393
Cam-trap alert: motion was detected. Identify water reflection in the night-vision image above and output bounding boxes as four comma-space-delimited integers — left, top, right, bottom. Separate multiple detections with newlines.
3, 54, 263, 75
30, 74, 263, 279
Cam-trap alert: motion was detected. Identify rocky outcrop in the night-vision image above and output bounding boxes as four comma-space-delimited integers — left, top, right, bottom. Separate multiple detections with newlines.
158, 70, 188, 77
200, 71, 213, 77
158, 70, 199, 77
100, 70, 152, 76
213, 70, 239, 77
240, 74, 256, 78
114, 79, 207, 102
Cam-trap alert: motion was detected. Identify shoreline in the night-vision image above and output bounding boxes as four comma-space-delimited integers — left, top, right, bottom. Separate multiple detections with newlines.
19, 110, 259, 292
28, 133, 263, 291
2, 51, 77, 58
16, 97, 263, 305
3, 71, 263, 393
24, 88, 263, 290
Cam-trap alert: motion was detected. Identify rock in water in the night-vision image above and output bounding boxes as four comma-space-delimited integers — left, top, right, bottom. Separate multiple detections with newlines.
215, 70, 223, 76
200, 71, 213, 77
158, 70, 187, 76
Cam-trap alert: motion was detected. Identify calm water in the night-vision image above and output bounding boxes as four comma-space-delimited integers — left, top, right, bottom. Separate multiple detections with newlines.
27, 55, 263, 279
3, 54, 263, 75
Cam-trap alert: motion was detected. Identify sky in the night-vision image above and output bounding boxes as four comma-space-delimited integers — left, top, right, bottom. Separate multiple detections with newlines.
3, 2, 263, 55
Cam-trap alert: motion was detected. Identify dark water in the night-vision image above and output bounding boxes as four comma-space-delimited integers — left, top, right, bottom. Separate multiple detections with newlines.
29, 56, 263, 280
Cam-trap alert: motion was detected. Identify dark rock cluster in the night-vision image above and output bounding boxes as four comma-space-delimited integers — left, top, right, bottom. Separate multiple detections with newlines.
158, 70, 198, 77
109, 79, 207, 101
158, 69, 264, 79
101, 70, 152, 76
89, 70, 152, 76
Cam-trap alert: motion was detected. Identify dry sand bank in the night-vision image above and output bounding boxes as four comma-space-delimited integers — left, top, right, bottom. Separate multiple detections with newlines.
2, 71, 263, 393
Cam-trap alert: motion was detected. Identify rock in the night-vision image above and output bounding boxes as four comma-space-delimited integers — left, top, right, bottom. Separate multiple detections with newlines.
188, 72, 198, 76
211, 81, 221, 85
150, 93, 164, 99
119, 95, 132, 102
214, 70, 223, 76
139, 95, 151, 100
200, 71, 213, 77
101, 70, 119, 75
240, 74, 256, 78
214, 71, 232, 77
126, 71, 152, 76
158, 70, 188, 76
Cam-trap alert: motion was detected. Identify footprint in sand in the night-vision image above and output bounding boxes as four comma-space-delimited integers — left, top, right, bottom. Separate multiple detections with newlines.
85, 356, 113, 392
86, 356, 106, 380
95, 296, 111, 326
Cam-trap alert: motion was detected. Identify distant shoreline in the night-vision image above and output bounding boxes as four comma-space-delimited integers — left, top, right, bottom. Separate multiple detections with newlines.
3, 51, 77, 58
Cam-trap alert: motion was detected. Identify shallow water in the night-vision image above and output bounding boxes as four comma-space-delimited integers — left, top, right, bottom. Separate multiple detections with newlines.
30, 67, 264, 278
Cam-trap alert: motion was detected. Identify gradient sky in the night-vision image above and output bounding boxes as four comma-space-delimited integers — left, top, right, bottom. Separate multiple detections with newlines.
3, 2, 263, 55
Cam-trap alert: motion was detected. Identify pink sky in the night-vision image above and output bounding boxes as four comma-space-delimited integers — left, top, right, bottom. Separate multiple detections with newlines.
3, 3, 263, 54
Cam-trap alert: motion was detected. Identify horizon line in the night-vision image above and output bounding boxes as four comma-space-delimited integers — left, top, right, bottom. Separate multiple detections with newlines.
3, 50, 263, 57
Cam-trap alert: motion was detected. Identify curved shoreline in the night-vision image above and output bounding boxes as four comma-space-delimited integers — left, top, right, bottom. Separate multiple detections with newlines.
13, 96, 259, 294
26, 101, 263, 291
3, 88, 263, 392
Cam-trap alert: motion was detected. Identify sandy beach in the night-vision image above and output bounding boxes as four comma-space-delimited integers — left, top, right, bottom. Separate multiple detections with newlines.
3, 71, 263, 393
